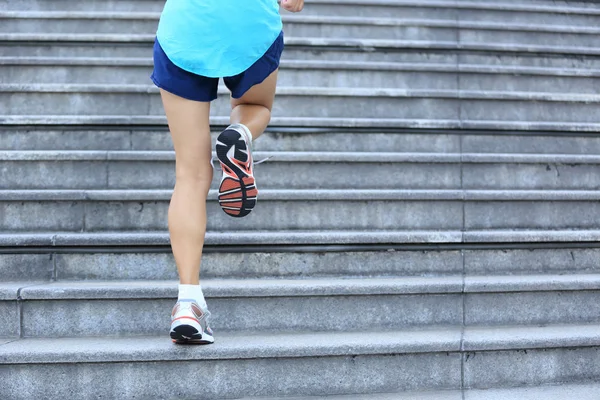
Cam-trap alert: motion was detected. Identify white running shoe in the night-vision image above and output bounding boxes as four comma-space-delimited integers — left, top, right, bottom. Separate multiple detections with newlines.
170, 299, 214, 344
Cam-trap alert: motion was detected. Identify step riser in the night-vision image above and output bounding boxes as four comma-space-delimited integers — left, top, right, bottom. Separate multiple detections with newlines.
11, 294, 461, 337
6, 65, 600, 94
464, 347, 600, 389
0, 302, 17, 337
6, 92, 600, 122
0, 130, 462, 153
2, 66, 460, 90
3, 130, 600, 155
4, 247, 600, 282
0, 161, 460, 190
4, 288, 600, 337
2, 199, 600, 231
0, 199, 465, 231
2, 160, 599, 190
466, 291, 600, 326
0, 353, 460, 399
3, 92, 462, 119
0, 251, 464, 282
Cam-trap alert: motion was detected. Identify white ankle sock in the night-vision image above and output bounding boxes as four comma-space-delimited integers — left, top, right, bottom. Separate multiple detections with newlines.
178, 284, 208, 311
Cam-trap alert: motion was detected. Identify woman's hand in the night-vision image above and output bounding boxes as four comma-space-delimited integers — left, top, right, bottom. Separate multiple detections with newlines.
280, 0, 304, 12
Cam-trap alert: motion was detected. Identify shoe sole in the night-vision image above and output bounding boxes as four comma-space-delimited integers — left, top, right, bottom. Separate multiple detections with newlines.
216, 129, 257, 218
170, 324, 214, 345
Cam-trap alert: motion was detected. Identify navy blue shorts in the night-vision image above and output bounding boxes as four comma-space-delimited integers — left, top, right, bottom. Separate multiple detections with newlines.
151, 31, 284, 102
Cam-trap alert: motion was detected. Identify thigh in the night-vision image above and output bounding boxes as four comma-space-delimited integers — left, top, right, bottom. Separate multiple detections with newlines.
160, 89, 212, 175
230, 68, 279, 111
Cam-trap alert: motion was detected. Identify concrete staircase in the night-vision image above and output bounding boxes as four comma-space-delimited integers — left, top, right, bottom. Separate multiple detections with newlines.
2, 0, 600, 398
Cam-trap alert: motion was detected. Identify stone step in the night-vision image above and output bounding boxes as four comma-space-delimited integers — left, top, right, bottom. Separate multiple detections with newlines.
3, 151, 600, 190
3, 14, 600, 49
5, 84, 600, 124
2, 128, 599, 155
4, 274, 600, 337
2, 189, 600, 232
6, 58, 600, 94
0, 277, 465, 337
2, 324, 600, 399
2, 245, 600, 282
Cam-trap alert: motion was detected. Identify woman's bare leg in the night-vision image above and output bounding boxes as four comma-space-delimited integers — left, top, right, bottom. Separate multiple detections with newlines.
160, 89, 212, 285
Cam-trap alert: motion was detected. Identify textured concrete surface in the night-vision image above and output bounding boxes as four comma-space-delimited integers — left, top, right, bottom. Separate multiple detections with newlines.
463, 323, 600, 352
54, 250, 464, 280
0, 301, 19, 338
464, 248, 600, 275
18, 277, 464, 336
6, 190, 600, 232
465, 290, 600, 325
0, 329, 463, 363
8, 151, 600, 190
464, 346, 600, 388
0, 253, 53, 281
0, 352, 460, 399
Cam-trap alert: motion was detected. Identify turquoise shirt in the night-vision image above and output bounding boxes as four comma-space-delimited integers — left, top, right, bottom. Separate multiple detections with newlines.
156, 0, 283, 78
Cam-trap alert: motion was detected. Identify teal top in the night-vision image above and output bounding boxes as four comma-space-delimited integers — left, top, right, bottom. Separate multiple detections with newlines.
156, 0, 283, 78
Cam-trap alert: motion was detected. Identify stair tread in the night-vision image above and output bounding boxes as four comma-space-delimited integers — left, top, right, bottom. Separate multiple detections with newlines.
3, 323, 600, 364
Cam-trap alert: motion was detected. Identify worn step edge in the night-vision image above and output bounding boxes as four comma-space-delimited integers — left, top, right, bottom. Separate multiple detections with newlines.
2, 230, 600, 247
5, 57, 600, 79
4, 116, 600, 132
0, 276, 463, 300
3, 273, 600, 301
4, 84, 600, 103
2, 323, 600, 364
2, 150, 600, 164
2, 189, 600, 202
4, 13, 600, 35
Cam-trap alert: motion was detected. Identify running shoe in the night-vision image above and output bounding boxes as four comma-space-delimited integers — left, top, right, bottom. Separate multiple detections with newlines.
216, 124, 257, 218
170, 299, 214, 344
